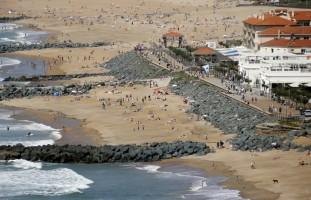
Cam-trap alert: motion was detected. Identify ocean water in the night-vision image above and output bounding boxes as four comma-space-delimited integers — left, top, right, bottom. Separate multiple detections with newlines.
0, 23, 48, 81
0, 161, 246, 200
0, 109, 61, 146
0, 56, 47, 81
0, 109, 246, 200
0, 22, 245, 200
0, 57, 47, 81
0, 23, 48, 44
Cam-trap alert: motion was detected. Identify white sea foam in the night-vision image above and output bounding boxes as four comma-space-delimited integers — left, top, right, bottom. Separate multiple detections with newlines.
0, 139, 55, 146
0, 57, 21, 68
15, 122, 59, 131
135, 164, 246, 200
8, 159, 42, 169
0, 121, 61, 132
0, 37, 16, 42
0, 166, 93, 197
0, 109, 13, 120
0, 110, 62, 146
0, 23, 20, 30
135, 165, 161, 173
52, 130, 62, 140
190, 179, 208, 192
16, 31, 27, 38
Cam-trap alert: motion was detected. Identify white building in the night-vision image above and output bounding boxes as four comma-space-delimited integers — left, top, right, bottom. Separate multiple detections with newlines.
238, 51, 311, 93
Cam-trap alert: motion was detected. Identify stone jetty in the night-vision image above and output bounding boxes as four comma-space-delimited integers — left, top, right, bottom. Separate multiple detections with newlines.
3, 73, 106, 82
0, 83, 99, 101
0, 15, 30, 22
0, 42, 108, 53
0, 141, 210, 163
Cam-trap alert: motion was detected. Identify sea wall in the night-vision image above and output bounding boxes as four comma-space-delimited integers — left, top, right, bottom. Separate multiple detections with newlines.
0, 42, 108, 53
0, 141, 210, 163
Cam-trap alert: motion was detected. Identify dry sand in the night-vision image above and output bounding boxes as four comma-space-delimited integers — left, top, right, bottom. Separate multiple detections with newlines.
1, 0, 306, 44
1, 78, 222, 145
1, 0, 311, 199
2, 77, 311, 200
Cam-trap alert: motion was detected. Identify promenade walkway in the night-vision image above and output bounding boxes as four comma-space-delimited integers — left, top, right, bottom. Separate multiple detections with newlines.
142, 47, 300, 118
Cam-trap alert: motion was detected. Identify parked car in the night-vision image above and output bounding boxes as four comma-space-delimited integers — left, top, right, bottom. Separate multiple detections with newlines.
304, 110, 311, 117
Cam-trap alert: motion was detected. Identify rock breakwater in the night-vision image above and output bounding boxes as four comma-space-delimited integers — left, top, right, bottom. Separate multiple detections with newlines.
170, 74, 269, 135
0, 42, 108, 53
0, 83, 99, 101
0, 15, 30, 22
0, 141, 210, 163
103, 51, 170, 81
3, 73, 106, 82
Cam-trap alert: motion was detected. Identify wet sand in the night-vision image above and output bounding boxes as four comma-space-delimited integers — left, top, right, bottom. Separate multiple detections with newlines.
2, 105, 101, 145
160, 158, 280, 200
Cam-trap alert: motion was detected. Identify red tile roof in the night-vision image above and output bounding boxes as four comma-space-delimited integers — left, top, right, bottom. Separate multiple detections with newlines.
244, 15, 296, 26
259, 26, 311, 36
163, 31, 183, 37
260, 39, 311, 48
292, 11, 311, 21
193, 47, 215, 55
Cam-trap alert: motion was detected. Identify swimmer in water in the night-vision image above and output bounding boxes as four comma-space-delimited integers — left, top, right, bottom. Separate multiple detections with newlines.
7, 126, 10, 131
27, 132, 33, 136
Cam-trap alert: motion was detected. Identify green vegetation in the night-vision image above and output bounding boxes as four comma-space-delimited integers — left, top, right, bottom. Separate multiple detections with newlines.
168, 47, 193, 62
170, 71, 198, 84
214, 61, 239, 74
279, 0, 311, 8
279, 120, 302, 128
218, 40, 243, 48
272, 84, 311, 104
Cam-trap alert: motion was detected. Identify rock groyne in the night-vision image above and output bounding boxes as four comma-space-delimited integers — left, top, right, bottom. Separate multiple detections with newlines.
0, 42, 108, 53
0, 83, 99, 101
0, 141, 210, 163
3, 73, 106, 82
0, 15, 30, 22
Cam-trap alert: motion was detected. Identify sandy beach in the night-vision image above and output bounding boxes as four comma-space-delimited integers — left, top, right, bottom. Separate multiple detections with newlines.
0, 0, 306, 44
1, 0, 311, 199
2, 75, 311, 199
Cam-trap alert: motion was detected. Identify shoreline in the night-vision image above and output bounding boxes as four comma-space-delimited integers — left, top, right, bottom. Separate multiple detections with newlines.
0, 0, 310, 198
0, 105, 101, 146
2, 52, 65, 75
160, 157, 280, 200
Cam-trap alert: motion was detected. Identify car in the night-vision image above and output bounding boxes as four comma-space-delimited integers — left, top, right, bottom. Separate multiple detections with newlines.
304, 110, 311, 117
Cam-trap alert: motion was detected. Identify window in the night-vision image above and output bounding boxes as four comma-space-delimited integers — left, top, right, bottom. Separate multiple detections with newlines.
302, 49, 306, 54
304, 37, 309, 40
271, 48, 274, 53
